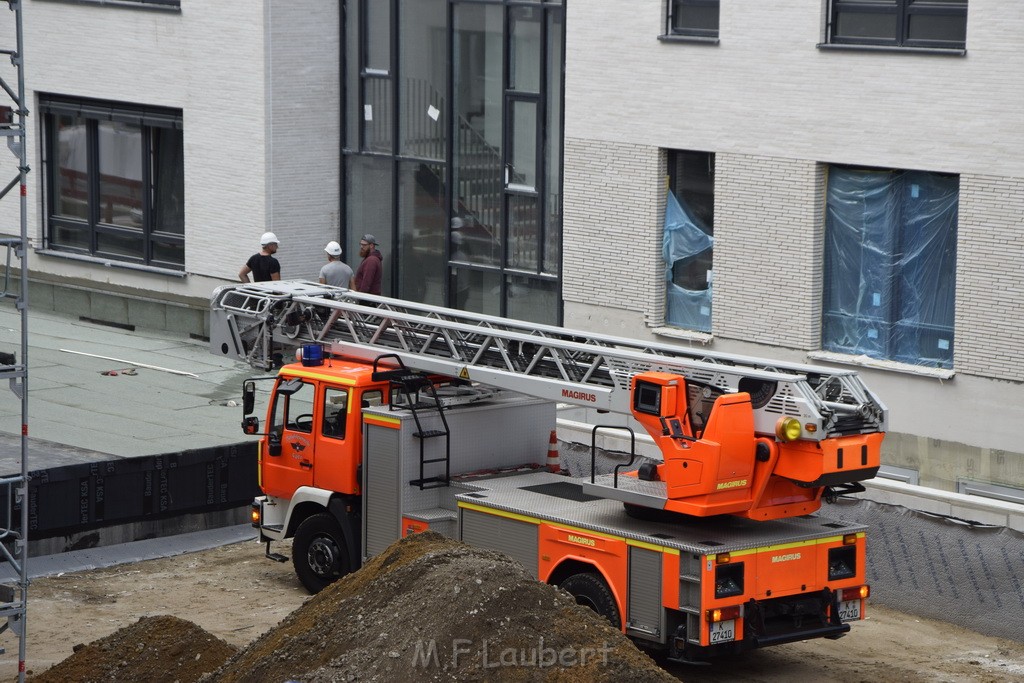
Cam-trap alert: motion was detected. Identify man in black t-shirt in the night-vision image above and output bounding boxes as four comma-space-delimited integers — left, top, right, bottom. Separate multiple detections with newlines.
239, 232, 281, 282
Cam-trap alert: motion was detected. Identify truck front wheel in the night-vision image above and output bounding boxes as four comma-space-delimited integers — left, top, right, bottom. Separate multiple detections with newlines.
293, 513, 350, 594
559, 572, 622, 630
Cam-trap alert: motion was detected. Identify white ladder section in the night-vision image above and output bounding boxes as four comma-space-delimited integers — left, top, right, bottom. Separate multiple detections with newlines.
210, 281, 887, 441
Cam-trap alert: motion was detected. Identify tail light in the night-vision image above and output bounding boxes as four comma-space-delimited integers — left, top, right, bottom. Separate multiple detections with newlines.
706, 605, 741, 623
250, 503, 261, 527
842, 585, 870, 601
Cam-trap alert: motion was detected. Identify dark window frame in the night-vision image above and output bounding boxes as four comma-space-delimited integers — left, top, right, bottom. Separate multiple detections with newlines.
40, 95, 185, 271
666, 0, 720, 39
827, 0, 968, 50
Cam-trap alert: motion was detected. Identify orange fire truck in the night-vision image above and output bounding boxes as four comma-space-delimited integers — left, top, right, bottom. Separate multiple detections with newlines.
210, 281, 885, 662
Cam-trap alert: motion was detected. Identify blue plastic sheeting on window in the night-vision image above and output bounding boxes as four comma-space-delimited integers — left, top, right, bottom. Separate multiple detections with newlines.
664, 191, 713, 331
823, 168, 957, 368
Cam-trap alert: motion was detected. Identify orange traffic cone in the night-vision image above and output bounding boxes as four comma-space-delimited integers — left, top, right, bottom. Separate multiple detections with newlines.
546, 430, 560, 473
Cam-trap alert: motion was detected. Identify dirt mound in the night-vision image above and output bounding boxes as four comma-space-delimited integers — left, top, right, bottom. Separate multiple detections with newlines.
30, 614, 237, 683
208, 531, 674, 682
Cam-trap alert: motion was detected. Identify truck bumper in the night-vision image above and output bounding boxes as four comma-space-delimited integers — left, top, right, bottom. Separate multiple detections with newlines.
252, 495, 287, 542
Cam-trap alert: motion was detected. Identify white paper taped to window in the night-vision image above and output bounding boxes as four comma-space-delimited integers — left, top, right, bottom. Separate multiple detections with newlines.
872, 292, 881, 307
938, 339, 950, 350
700, 306, 710, 316
867, 328, 878, 340
427, 105, 440, 121
364, 105, 373, 121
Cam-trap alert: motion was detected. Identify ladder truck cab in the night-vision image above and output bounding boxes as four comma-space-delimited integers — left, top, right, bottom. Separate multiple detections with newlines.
211, 281, 885, 662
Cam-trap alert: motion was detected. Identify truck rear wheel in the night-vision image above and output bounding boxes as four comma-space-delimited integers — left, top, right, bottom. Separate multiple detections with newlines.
559, 572, 621, 629
293, 513, 349, 594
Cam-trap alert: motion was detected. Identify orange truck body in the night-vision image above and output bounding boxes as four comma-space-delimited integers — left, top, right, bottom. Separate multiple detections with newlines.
248, 356, 871, 662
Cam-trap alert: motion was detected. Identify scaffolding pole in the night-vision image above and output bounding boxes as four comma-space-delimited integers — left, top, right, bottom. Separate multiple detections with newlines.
0, 1, 29, 681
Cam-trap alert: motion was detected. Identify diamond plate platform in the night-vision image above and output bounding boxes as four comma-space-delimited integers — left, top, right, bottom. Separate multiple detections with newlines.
581, 472, 668, 509
456, 471, 866, 555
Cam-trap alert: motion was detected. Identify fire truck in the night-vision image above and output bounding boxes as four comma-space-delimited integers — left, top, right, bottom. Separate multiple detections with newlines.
209, 280, 886, 661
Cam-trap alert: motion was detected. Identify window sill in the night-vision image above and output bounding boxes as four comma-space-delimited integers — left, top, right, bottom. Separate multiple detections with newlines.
652, 326, 713, 345
816, 43, 965, 57
806, 350, 955, 380
35, 248, 186, 277
657, 34, 720, 46
33, 0, 181, 11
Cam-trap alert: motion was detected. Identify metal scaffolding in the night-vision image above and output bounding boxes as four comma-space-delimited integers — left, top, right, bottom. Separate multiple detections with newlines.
0, 0, 28, 680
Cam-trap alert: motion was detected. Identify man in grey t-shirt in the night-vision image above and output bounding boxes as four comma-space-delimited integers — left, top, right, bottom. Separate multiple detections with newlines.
318, 241, 354, 288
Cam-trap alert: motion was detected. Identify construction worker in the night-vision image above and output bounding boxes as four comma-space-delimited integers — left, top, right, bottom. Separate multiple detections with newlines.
353, 234, 383, 295
239, 232, 281, 283
318, 241, 354, 288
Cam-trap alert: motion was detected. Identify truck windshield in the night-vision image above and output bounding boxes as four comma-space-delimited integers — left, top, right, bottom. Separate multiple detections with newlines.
270, 379, 315, 434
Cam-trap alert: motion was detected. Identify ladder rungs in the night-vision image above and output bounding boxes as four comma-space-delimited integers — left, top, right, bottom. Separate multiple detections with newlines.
414, 430, 447, 439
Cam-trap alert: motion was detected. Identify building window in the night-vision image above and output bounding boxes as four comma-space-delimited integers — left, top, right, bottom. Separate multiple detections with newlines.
343, 0, 564, 324
667, 0, 720, 39
828, 0, 968, 50
664, 150, 714, 332
41, 96, 184, 270
822, 166, 958, 368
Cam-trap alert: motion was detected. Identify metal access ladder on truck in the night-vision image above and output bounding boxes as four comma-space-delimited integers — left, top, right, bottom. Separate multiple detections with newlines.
210, 280, 888, 520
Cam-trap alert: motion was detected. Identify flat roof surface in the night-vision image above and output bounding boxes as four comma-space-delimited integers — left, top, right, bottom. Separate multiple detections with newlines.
0, 301, 258, 476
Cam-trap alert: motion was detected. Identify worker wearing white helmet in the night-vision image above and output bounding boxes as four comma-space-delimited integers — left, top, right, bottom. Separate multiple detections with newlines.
239, 232, 281, 283
318, 240, 354, 289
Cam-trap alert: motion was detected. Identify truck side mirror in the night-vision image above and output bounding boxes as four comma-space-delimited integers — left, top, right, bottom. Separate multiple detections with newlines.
242, 380, 256, 415
242, 416, 260, 434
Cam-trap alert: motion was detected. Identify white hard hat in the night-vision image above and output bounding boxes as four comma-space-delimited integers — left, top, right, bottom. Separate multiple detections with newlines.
260, 231, 279, 246
325, 241, 342, 256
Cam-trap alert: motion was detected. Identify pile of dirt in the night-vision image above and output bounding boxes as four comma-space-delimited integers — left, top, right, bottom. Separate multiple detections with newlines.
31, 532, 674, 682
209, 531, 673, 682
30, 614, 237, 683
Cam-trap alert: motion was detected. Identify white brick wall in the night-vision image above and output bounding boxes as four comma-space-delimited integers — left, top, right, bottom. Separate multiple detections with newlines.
562, 137, 664, 325
566, 0, 1024, 178
266, 1, 340, 281
6, 0, 337, 299
21, 1, 266, 299
956, 174, 1024, 381
563, 0, 1024, 480
713, 154, 824, 349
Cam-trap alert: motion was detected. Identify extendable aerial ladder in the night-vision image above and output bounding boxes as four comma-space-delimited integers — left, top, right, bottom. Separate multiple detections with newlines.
211, 281, 887, 520
211, 281, 887, 438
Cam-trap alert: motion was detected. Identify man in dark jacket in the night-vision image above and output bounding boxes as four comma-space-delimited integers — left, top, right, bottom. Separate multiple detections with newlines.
353, 234, 383, 295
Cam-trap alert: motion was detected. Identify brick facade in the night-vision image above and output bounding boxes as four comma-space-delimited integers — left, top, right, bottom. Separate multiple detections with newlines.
15, 1, 339, 301
563, 0, 1024, 491
955, 174, 1024, 382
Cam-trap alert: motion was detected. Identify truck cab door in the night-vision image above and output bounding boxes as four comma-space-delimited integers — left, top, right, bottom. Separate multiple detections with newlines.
262, 378, 317, 498
314, 386, 384, 495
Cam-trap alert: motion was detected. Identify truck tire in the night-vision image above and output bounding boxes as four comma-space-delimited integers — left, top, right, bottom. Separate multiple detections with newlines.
293, 513, 350, 594
559, 572, 621, 629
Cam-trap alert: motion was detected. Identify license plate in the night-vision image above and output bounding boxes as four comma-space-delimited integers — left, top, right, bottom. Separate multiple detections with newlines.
709, 619, 736, 644
838, 599, 861, 622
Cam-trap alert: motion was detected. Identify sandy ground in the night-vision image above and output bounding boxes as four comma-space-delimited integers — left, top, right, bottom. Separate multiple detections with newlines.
3, 538, 1024, 682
